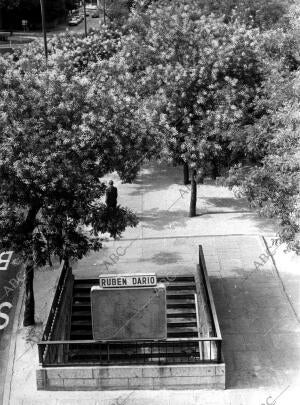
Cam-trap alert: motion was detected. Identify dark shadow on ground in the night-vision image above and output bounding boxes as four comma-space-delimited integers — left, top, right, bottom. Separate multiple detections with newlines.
139, 208, 276, 235
209, 274, 300, 389
139, 209, 190, 231
228, 212, 276, 234
140, 251, 183, 265
128, 162, 184, 196
197, 210, 252, 216
203, 197, 250, 211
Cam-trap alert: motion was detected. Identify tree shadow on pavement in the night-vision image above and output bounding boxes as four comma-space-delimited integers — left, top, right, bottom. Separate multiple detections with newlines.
128, 162, 184, 196
141, 251, 184, 265
228, 212, 276, 234
139, 209, 190, 231
203, 197, 250, 211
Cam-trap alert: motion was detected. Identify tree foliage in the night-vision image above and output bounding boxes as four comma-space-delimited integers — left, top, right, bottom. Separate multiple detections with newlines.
0, 60, 140, 263
227, 71, 300, 252
122, 0, 300, 232
0, 45, 154, 323
197, 0, 291, 30
119, 0, 273, 215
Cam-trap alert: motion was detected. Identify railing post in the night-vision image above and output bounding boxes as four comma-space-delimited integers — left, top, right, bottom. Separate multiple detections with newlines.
217, 340, 222, 363
38, 344, 43, 365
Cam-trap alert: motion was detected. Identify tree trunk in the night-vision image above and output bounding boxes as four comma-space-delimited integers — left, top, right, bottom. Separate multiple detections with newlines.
19, 203, 40, 327
183, 162, 190, 185
189, 169, 197, 217
23, 258, 35, 326
212, 161, 220, 179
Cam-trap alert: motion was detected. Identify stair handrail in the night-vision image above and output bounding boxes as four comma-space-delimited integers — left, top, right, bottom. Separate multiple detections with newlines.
41, 259, 71, 343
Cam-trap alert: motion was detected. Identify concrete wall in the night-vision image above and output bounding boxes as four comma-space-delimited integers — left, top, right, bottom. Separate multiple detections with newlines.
37, 363, 225, 390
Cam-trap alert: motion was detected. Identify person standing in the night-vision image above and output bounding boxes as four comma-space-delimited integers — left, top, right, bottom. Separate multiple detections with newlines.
105, 180, 118, 209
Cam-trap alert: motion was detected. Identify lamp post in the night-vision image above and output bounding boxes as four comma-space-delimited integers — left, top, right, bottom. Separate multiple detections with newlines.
83, 0, 87, 37
39, 0, 48, 60
103, 0, 106, 24
96, 0, 101, 27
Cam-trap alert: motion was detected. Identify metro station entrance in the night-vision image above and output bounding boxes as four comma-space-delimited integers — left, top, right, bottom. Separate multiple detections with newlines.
36, 246, 225, 390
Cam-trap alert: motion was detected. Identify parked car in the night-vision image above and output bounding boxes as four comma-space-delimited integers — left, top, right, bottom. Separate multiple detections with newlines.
68, 16, 82, 26
92, 11, 100, 18
86, 4, 98, 11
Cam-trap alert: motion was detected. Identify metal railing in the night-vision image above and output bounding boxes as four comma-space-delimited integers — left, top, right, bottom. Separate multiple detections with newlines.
198, 245, 222, 339
39, 259, 73, 362
38, 337, 222, 367
38, 246, 223, 367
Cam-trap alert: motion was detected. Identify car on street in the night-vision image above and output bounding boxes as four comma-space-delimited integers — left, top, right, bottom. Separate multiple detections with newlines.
92, 11, 100, 18
68, 16, 82, 26
86, 4, 98, 11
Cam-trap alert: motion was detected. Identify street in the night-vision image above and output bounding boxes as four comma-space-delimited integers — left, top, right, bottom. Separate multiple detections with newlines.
0, 252, 21, 335
51, 10, 104, 34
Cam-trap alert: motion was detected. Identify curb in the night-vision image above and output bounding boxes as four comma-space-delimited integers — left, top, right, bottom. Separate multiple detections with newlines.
261, 236, 300, 325
2, 283, 25, 405
102, 232, 277, 243
2, 260, 66, 404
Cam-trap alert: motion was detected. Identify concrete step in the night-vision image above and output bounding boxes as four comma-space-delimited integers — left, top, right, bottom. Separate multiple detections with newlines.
70, 330, 93, 339
73, 292, 91, 299
167, 291, 195, 298
67, 347, 200, 361
72, 310, 91, 319
73, 302, 91, 308
167, 299, 195, 307
70, 327, 198, 339
167, 331, 198, 338
167, 308, 196, 316
167, 282, 196, 291
167, 318, 197, 326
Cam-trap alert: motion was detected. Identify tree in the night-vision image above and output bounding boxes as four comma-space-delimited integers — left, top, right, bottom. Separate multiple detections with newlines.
120, 1, 270, 216
227, 70, 300, 252
12, 27, 123, 80
0, 55, 147, 326
191, 0, 291, 30
49, 28, 123, 78
133, 0, 292, 29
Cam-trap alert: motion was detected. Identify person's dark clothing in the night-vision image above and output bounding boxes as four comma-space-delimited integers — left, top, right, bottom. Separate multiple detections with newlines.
105, 185, 118, 209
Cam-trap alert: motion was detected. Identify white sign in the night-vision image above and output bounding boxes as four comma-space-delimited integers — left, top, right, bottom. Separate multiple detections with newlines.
99, 273, 157, 288
0, 251, 13, 271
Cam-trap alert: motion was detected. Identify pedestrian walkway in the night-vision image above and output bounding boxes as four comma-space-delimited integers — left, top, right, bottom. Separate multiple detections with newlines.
106, 162, 276, 240
2, 162, 300, 405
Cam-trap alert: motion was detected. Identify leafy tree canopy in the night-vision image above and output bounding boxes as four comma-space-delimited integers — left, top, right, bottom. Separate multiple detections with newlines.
0, 57, 143, 266
121, 1, 270, 173
197, 0, 292, 30
227, 70, 300, 252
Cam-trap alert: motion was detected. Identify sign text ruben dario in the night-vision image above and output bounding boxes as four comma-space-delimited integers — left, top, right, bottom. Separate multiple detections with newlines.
99, 273, 157, 288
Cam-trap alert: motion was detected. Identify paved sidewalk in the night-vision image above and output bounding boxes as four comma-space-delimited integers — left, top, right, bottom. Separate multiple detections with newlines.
2, 162, 300, 405
103, 162, 276, 240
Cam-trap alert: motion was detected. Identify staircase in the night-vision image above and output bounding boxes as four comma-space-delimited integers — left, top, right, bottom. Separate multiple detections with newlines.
68, 276, 201, 364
